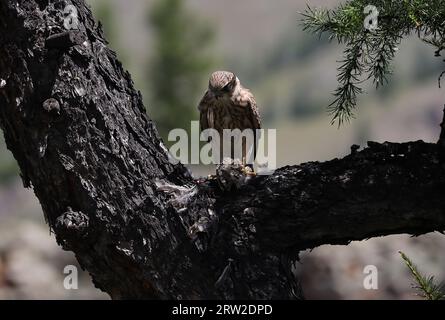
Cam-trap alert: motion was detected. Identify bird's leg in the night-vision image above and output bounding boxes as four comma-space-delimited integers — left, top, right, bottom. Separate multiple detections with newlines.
241, 139, 256, 176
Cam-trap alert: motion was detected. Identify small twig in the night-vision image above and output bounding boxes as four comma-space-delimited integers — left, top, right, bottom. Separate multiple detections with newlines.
45, 31, 85, 49
438, 70, 445, 88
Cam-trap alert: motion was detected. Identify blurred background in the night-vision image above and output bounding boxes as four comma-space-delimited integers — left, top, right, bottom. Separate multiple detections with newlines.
0, 0, 444, 299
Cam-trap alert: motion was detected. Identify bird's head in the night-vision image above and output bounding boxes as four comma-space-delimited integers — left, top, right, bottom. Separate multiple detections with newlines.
208, 71, 238, 99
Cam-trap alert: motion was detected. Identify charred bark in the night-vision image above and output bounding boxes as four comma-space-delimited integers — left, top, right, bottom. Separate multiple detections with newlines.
0, 0, 444, 299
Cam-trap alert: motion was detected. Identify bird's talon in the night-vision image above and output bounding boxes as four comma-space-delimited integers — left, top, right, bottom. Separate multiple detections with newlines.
242, 166, 256, 176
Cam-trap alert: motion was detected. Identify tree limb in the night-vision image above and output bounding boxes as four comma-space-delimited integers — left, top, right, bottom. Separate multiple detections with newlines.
439, 105, 445, 148
219, 141, 445, 253
0, 0, 444, 299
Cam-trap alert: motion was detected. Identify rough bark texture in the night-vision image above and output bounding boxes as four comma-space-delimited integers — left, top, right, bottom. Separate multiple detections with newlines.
0, 0, 444, 299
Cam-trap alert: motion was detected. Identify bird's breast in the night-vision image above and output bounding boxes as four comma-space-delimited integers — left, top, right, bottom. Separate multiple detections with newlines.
206, 97, 252, 132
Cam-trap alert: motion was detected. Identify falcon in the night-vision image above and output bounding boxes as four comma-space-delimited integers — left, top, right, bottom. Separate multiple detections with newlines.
198, 71, 261, 172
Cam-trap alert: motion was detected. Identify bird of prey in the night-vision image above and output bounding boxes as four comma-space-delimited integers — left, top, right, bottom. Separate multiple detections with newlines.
198, 71, 261, 171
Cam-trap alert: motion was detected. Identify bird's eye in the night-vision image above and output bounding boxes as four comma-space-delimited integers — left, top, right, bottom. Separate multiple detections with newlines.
222, 84, 231, 92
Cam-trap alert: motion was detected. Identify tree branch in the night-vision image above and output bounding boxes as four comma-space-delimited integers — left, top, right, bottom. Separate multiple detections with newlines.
218, 141, 445, 253
439, 105, 445, 148
0, 0, 444, 299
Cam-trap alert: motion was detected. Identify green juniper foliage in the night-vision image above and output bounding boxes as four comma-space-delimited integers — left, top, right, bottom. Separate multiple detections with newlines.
302, 0, 445, 125
399, 251, 445, 300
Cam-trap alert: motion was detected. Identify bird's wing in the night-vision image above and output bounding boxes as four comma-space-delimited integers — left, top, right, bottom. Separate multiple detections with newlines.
235, 88, 262, 164
248, 93, 261, 130
236, 88, 261, 130
198, 90, 211, 133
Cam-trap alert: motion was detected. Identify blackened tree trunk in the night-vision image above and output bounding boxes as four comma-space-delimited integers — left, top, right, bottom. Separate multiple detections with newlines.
0, 0, 444, 299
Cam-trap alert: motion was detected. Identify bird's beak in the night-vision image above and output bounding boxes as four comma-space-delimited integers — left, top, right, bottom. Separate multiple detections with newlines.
214, 92, 222, 99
